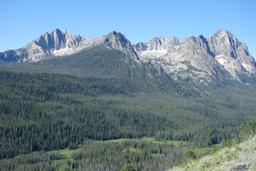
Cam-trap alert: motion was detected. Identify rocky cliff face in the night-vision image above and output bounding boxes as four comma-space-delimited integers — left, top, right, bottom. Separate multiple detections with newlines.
208, 29, 256, 78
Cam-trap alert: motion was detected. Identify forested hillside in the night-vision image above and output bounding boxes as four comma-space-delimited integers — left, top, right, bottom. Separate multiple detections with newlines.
0, 70, 256, 170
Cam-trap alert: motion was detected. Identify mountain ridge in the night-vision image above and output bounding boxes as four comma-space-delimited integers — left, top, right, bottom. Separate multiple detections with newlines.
0, 28, 255, 83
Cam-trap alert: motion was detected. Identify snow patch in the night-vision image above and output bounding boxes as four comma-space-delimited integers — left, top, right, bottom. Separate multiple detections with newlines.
53, 47, 74, 56
139, 50, 168, 60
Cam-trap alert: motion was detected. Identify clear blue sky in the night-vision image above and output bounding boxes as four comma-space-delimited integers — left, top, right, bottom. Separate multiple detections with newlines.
1, 0, 256, 57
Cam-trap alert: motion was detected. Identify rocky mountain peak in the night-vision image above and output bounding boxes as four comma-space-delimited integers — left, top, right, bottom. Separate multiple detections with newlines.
103, 31, 137, 57
208, 29, 256, 77
104, 31, 132, 49
0, 28, 83, 62
214, 29, 233, 39
33, 28, 82, 52
209, 29, 240, 58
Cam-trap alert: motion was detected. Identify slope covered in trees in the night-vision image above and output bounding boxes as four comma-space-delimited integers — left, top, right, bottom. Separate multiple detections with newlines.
1, 70, 256, 161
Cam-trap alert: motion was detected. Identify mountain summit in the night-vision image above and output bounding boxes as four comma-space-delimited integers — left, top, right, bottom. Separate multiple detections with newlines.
208, 29, 256, 78
103, 31, 138, 57
0, 28, 255, 83
0, 29, 82, 62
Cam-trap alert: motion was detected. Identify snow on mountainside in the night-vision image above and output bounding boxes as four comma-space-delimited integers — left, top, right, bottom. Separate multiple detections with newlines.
134, 37, 180, 60
0, 28, 255, 83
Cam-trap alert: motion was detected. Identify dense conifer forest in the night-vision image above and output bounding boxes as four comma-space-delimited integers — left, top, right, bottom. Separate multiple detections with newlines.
0, 70, 256, 170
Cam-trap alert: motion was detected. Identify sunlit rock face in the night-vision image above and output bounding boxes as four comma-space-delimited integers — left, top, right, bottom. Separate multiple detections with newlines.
134, 29, 256, 83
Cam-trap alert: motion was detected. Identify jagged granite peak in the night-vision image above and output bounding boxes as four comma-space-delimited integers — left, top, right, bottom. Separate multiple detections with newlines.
103, 31, 138, 58
33, 28, 82, 51
29, 28, 82, 56
209, 29, 240, 58
208, 29, 256, 78
0, 28, 82, 62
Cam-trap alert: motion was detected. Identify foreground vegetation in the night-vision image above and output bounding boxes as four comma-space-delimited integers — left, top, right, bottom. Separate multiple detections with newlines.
174, 136, 256, 171
172, 121, 256, 171
0, 137, 221, 171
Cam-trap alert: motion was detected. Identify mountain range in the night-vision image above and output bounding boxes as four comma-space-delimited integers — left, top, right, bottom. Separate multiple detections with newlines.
1, 28, 256, 171
0, 28, 255, 83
